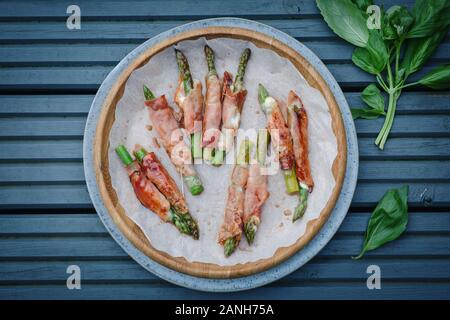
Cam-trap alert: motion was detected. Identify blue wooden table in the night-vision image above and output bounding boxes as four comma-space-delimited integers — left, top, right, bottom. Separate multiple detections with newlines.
0, 0, 449, 300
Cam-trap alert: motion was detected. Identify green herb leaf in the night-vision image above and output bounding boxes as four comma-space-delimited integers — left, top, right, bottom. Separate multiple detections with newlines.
351, 84, 386, 120
401, 29, 448, 76
362, 84, 385, 111
382, 5, 414, 40
352, 31, 388, 74
407, 0, 449, 38
353, 185, 409, 259
418, 64, 450, 89
352, 0, 373, 11
316, 0, 369, 47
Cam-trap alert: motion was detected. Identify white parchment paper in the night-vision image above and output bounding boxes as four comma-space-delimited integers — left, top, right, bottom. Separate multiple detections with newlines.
108, 37, 337, 265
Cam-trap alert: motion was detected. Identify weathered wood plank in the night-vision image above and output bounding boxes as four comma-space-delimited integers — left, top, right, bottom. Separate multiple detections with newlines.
0, 234, 448, 258
1, 41, 448, 65
2, 137, 449, 163
0, 258, 448, 282
0, 0, 416, 20
0, 212, 448, 235
1, 92, 448, 116
0, 282, 449, 300
0, 64, 437, 90
2, 160, 450, 184
1, 114, 448, 138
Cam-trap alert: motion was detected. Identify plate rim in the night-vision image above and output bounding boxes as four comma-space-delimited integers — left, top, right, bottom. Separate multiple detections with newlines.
83, 17, 359, 292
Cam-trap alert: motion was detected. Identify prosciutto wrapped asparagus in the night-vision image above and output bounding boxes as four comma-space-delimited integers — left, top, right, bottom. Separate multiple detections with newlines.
134, 147, 199, 239
212, 48, 251, 165
257, 84, 299, 194
115, 145, 198, 238
218, 141, 251, 256
143, 85, 204, 195
202, 45, 222, 161
243, 130, 270, 244
174, 49, 204, 160
287, 90, 314, 221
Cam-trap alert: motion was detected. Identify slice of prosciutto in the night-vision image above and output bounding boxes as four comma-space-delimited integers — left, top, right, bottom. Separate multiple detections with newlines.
221, 71, 247, 150
139, 151, 189, 215
218, 164, 249, 246
126, 161, 171, 222
265, 97, 294, 170
202, 73, 222, 148
287, 90, 314, 191
174, 78, 204, 135
145, 95, 196, 178
243, 163, 269, 239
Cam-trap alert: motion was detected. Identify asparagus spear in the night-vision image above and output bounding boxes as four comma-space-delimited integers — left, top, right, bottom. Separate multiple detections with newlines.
243, 129, 269, 244
222, 140, 251, 257
204, 45, 217, 77
232, 48, 251, 93
258, 84, 298, 194
134, 147, 199, 239
212, 48, 252, 165
175, 49, 202, 160
143, 85, 204, 196
115, 145, 198, 238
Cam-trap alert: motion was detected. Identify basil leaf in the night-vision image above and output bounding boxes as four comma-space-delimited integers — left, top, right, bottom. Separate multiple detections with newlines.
352, 0, 373, 11
352, 31, 388, 74
352, 84, 386, 119
353, 185, 409, 259
407, 0, 449, 38
418, 64, 450, 89
362, 84, 385, 111
401, 29, 448, 76
351, 107, 385, 120
382, 5, 414, 40
317, 0, 369, 47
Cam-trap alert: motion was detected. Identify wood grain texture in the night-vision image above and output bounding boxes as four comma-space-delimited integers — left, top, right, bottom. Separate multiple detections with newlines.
93, 26, 347, 278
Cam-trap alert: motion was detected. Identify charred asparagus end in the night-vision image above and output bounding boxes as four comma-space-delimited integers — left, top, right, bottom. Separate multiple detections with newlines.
224, 237, 238, 257
233, 48, 251, 92
204, 45, 217, 77
115, 145, 133, 166
258, 83, 269, 107
175, 49, 193, 94
293, 185, 309, 222
283, 168, 300, 194
244, 216, 260, 245
183, 175, 204, 196
133, 147, 148, 162
143, 85, 155, 101
170, 209, 199, 239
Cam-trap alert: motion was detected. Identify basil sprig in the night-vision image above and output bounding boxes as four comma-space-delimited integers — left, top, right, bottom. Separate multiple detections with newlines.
317, 0, 450, 149
353, 185, 409, 259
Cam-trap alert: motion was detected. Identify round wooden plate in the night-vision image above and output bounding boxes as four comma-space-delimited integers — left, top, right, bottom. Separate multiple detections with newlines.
84, 18, 358, 291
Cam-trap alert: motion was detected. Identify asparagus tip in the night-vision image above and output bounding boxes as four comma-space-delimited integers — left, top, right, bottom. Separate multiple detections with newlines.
224, 237, 237, 257
293, 186, 309, 222
170, 210, 199, 239
258, 83, 269, 105
143, 85, 155, 100
190, 184, 204, 196
244, 217, 259, 245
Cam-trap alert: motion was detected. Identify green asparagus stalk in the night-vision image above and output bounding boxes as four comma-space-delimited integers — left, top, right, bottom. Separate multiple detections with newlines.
233, 48, 251, 93
224, 237, 238, 257
204, 45, 217, 77
142, 87, 204, 195
223, 139, 251, 257
257, 84, 299, 194
244, 130, 267, 244
211, 148, 224, 166
143, 85, 155, 100
293, 184, 309, 222
175, 49, 202, 160
115, 145, 199, 238
174, 49, 193, 94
